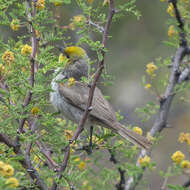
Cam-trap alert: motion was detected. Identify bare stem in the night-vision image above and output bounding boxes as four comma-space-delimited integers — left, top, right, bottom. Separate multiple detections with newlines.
18, 0, 38, 133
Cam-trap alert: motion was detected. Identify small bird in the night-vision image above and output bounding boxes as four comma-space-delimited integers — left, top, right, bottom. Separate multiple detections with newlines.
50, 46, 152, 150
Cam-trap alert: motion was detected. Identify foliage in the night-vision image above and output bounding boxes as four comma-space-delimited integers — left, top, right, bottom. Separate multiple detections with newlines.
0, 0, 190, 190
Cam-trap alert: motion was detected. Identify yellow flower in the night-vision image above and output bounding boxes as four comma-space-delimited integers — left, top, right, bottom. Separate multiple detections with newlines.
78, 161, 86, 170
35, 30, 40, 38
69, 23, 75, 31
47, 177, 53, 185
0, 160, 4, 166
171, 151, 185, 164
88, 0, 94, 3
6, 177, 19, 188
68, 77, 75, 87
58, 53, 67, 63
181, 160, 190, 169
168, 25, 178, 37
0, 63, 6, 74
64, 130, 73, 140
73, 15, 86, 23
33, 155, 40, 163
40, 129, 47, 135
87, 186, 93, 190
2, 164, 14, 177
35, 167, 40, 172
70, 147, 75, 154
118, 140, 124, 145
145, 83, 151, 90
54, 0, 62, 6
83, 180, 88, 186
2, 50, 14, 64
138, 155, 151, 167
167, 3, 175, 17
56, 118, 63, 123
103, 0, 110, 6
146, 62, 158, 76
73, 157, 80, 162
178, 132, 190, 145
0, 161, 5, 174
21, 44, 32, 56
36, 0, 45, 10
10, 19, 20, 31
132, 126, 143, 135
146, 132, 155, 142
31, 106, 40, 115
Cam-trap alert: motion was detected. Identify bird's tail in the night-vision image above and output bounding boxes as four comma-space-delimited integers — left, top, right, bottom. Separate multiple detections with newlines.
115, 122, 152, 150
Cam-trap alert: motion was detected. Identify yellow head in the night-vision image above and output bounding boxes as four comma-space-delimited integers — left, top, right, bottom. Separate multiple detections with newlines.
64, 46, 87, 61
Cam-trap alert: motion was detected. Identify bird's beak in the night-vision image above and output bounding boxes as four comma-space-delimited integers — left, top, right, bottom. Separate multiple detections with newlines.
56, 45, 65, 54
56, 45, 70, 59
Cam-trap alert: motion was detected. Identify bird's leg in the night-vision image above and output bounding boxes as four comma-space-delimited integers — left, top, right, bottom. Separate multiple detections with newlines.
81, 125, 94, 154
88, 125, 93, 153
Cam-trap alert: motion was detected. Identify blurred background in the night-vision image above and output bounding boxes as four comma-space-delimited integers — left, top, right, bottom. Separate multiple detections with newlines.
1, 1, 190, 189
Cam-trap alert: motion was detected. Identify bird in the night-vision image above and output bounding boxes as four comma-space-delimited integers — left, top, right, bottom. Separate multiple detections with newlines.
50, 46, 152, 150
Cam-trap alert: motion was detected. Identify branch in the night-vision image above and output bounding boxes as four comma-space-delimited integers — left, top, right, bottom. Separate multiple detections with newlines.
125, 1, 190, 189
0, 133, 47, 190
108, 149, 125, 190
36, 140, 59, 170
51, 1, 115, 189
178, 67, 190, 83
183, 179, 190, 188
87, 19, 105, 33
18, 0, 38, 133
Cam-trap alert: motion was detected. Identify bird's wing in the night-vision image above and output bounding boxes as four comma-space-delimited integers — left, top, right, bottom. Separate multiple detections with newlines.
58, 81, 117, 127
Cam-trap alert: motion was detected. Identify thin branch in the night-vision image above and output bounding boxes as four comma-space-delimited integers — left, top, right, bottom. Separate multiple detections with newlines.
160, 175, 169, 190
51, 1, 115, 190
0, 133, 47, 190
178, 67, 190, 83
87, 20, 105, 33
169, 0, 187, 47
125, 0, 190, 189
108, 149, 125, 190
18, 0, 38, 133
36, 140, 59, 170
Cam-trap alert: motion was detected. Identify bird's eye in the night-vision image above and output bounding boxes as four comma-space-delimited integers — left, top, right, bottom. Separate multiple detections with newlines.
66, 54, 70, 59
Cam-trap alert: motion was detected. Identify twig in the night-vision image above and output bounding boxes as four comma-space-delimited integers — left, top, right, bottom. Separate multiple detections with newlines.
87, 20, 105, 33
51, 1, 115, 190
18, 0, 38, 133
108, 149, 125, 190
36, 140, 59, 170
160, 175, 169, 190
125, 1, 190, 189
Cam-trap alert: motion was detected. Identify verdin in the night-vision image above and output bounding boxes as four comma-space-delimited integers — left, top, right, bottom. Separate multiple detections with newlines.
50, 46, 151, 150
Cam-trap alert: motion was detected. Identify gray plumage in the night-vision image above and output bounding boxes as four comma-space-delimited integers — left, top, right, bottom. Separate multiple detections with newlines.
50, 54, 152, 150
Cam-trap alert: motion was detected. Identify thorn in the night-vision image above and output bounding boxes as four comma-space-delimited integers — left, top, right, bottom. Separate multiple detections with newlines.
88, 106, 93, 111
165, 123, 172, 128
159, 96, 166, 105
54, 168, 58, 172
27, 169, 34, 172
